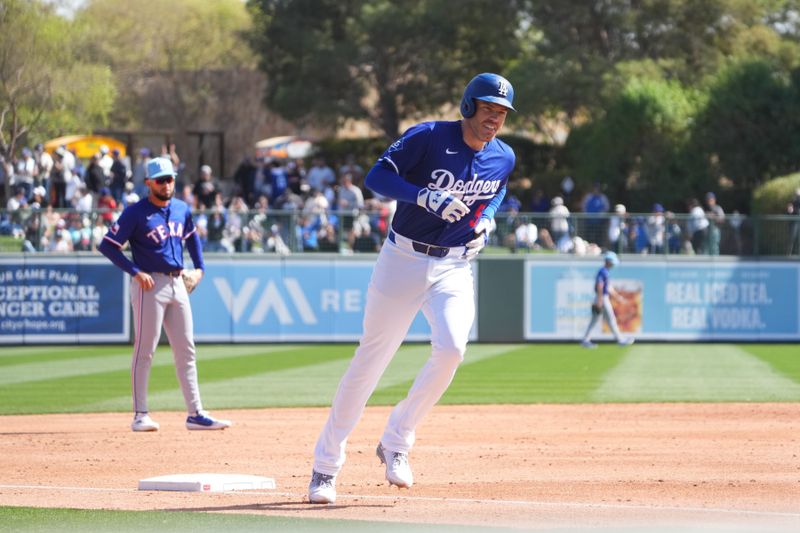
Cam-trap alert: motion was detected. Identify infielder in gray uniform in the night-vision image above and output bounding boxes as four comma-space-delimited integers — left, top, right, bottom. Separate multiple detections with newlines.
98, 157, 231, 432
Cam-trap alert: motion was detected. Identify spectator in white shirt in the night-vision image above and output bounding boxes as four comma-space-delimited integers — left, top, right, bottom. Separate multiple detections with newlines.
305, 157, 336, 193
513, 216, 538, 251
549, 196, 570, 248
6, 186, 27, 211
645, 203, 666, 254
98, 144, 113, 178
608, 203, 628, 253
687, 198, 709, 254
336, 173, 365, 214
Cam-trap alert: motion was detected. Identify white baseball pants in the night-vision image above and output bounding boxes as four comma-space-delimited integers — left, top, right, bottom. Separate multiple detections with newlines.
313, 232, 475, 475
130, 272, 203, 415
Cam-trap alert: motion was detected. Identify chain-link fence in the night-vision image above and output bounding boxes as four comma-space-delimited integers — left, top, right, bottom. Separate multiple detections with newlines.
2, 207, 800, 257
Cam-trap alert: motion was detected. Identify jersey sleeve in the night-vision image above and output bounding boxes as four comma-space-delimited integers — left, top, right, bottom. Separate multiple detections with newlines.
597, 269, 610, 294
483, 186, 506, 221
475, 142, 515, 222
365, 123, 436, 204
102, 206, 136, 248
376, 122, 433, 177
364, 164, 421, 204
183, 208, 205, 271
183, 207, 197, 240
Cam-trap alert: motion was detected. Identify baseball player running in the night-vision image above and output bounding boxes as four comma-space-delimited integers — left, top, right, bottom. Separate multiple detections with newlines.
308, 73, 516, 503
98, 157, 231, 432
580, 251, 635, 348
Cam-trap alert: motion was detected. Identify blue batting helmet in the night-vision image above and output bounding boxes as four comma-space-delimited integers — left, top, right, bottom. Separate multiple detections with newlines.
603, 251, 619, 266
460, 73, 515, 118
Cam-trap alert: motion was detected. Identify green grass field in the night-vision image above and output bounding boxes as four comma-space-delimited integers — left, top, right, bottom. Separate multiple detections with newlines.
0, 506, 510, 533
2, 342, 799, 531
1, 342, 799, 415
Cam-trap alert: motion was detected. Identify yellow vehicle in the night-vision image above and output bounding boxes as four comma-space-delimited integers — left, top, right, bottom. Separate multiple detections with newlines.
44, 135, 126, 159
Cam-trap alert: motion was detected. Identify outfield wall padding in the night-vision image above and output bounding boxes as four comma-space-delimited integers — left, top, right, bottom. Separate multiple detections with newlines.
2, 254, 798, 343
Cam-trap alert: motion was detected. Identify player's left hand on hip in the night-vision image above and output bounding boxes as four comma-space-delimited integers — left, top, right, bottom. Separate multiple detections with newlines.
473, 215, 492, 237
463, 216, 492, 259
463, 232, 488, 259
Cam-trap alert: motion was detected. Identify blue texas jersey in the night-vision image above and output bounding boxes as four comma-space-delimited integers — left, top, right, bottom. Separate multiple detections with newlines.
378, 120, 515, 246
102, 197, 198, 273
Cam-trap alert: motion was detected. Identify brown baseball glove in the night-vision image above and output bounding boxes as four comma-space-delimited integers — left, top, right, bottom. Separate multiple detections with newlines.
181, 270, 202, 294
591, 303, 602, 317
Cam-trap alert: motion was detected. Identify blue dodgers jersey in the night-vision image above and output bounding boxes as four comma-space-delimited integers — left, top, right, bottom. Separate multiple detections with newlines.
378, 120, 515, 246
103, 197, 197, 273
596, 267, 611, 295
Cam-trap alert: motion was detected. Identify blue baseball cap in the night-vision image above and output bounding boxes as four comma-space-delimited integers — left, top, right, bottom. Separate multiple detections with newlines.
603, 251, 619, 266
146, 157, 176, 179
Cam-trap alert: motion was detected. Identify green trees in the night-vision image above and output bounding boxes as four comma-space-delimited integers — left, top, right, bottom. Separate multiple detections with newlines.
4, 0, 800, 210
693, 60, 800, 189
510, 0, 763, 130
567, 77, 701, 210
245, 0, 521, 138
74, 0, 259, 167
521, 1, 800, 211
0, 0, 114, 164
243, 0, 800, 210
567, 57, 800, 211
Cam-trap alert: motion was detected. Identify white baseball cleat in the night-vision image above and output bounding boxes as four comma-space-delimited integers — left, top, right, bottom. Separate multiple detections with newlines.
580, 340, 598, 349
185, 411, 232, 430
308, 470, 336, 504
131, 412, 159, 432
376, 442, 413, 488
618, 337, 635, 346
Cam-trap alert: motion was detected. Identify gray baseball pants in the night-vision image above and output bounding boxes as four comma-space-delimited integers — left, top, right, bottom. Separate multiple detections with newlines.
130, 272, 203, 415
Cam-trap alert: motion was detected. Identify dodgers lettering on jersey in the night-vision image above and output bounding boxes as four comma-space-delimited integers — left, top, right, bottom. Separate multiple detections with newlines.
378, 121, 515, 246
103, 197, 197, 273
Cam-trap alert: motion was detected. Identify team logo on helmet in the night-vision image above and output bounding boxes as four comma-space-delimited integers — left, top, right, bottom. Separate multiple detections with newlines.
460, 72, 515, 118
497, 80, 509, 97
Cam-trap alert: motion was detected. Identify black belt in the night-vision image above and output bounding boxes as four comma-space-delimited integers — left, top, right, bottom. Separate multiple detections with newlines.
161, 270, 183, 277
388, 230, 451, 258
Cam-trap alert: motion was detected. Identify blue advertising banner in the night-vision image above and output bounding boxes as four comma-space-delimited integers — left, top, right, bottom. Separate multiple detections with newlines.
192, 259, 479, 342
525, 260, 800, 341
0, 258, 129, 343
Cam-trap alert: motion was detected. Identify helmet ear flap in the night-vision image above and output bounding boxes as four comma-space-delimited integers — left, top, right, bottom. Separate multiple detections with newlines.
460, 96, 475, 118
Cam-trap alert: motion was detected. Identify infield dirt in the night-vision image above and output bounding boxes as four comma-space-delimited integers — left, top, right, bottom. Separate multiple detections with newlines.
1, 403, 798, 530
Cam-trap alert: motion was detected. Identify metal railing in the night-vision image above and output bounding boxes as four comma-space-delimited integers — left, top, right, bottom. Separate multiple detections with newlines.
2, 207, 799, 257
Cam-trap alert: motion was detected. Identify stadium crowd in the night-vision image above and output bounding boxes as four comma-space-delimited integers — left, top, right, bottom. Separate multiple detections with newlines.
2, 143, 800, 256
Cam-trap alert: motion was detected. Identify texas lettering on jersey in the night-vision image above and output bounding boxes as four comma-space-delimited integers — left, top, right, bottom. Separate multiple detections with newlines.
102, 197, 198, 273
146, 221, 185, 243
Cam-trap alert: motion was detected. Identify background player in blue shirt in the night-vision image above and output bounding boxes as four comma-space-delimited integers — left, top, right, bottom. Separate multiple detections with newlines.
308, 73, 516, 504
98, 157, 231, 432
580, 251, 635, 348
